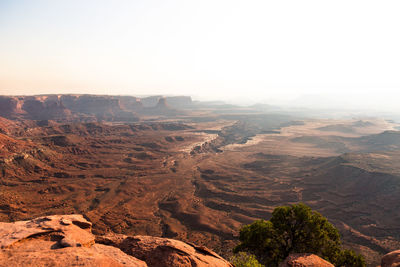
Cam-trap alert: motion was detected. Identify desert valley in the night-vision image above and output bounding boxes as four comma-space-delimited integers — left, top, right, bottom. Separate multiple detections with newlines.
1, 94, 400, 266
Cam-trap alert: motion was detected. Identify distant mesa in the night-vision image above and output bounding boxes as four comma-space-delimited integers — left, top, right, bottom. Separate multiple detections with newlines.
0, 96, 22, 117
138, 96, 188, 116
60, 94, 139, 122
22, 97, 71, 120
140, 95, 192, 108
0, 94, 193, 122
118, 96, 143, 111
156, 97, 168, 108
0, 95, 73, 121
164, 96, 192, 108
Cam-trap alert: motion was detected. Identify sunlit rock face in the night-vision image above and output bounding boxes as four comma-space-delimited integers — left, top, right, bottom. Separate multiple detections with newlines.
0, 214, 232, 267
97, 234, 233, 267
279, 253, 334, 267
0, 214, 147, 266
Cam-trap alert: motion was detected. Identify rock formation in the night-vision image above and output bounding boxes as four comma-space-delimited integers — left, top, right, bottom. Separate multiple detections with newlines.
0, 94, 195, 122
22, 97, 71, 120
139, 96, 192, 108
0, 96, 22, 118
156, 97, 169, 109
118, 96, 143, 111
381, 250, 400, 267
279, 253, 334, 267
0, 214, 232, 267
97, 234, 233, 267
164, 96, 192, 108
0, 96, 71, 121
138, 97, 186, 116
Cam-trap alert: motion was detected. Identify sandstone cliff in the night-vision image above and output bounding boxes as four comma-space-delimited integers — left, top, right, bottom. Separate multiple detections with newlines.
0, 94, 193, 122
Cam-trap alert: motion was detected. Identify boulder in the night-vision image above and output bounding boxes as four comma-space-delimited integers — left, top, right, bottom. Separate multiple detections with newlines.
0, 215, 146, 266
381, 250, 400, 267
97, 234, 233, 267
279, 253, 334, 267
0, 244, 146, 267
0, 215, 232, 267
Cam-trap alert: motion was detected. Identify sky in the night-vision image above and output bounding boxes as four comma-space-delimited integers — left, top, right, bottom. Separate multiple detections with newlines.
0, 0, 400, 109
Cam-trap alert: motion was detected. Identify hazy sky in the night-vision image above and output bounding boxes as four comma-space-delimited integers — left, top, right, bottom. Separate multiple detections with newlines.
1, 0, 399, 108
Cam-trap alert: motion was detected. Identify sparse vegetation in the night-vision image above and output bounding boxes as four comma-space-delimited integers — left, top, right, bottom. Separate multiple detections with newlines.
234, 203, 365, 267
1, 95, 397, 266
230, 252, 264, 267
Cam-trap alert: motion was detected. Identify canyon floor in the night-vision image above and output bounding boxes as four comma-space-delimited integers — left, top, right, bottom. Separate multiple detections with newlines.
1, 96, 400, 266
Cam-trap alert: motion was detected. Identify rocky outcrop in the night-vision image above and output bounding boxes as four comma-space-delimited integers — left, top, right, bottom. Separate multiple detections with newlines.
138, 97, 186, 116
0, 94, 193, 121
156, 97, 169, 108
0, 96, 71, 120
0, 214, 146, 266
381, 250, 400, 267
97, 234, 233, 267
22, 97, 72, 120
139, 96, 192, 108
118, 96, 143, 111
60, 95, 140, 122
0, 96, 21, 118
140, 96, 163, 107
0, 95, 141, 122
61, 95, 120, 115
279, 253, 334, 267
0, 215, 231, 267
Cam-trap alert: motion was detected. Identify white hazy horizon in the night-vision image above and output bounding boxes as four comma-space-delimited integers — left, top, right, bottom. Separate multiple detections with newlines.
1, 0, 399, 111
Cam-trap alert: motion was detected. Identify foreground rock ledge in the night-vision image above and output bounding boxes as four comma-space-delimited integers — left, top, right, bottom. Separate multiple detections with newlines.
279, 253, 334, 267
0, 214, 232, 267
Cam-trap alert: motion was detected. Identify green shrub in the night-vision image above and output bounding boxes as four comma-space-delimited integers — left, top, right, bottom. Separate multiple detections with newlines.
337, 249, 366, 267
230, 252, 264, 267
234, 203, 365, 267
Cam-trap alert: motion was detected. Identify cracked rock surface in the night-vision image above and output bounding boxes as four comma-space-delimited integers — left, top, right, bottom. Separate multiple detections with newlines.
0, 214, 232, 267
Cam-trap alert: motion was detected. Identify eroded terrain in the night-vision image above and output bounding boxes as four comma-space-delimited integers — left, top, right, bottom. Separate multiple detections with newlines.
1, 95, 400, 266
